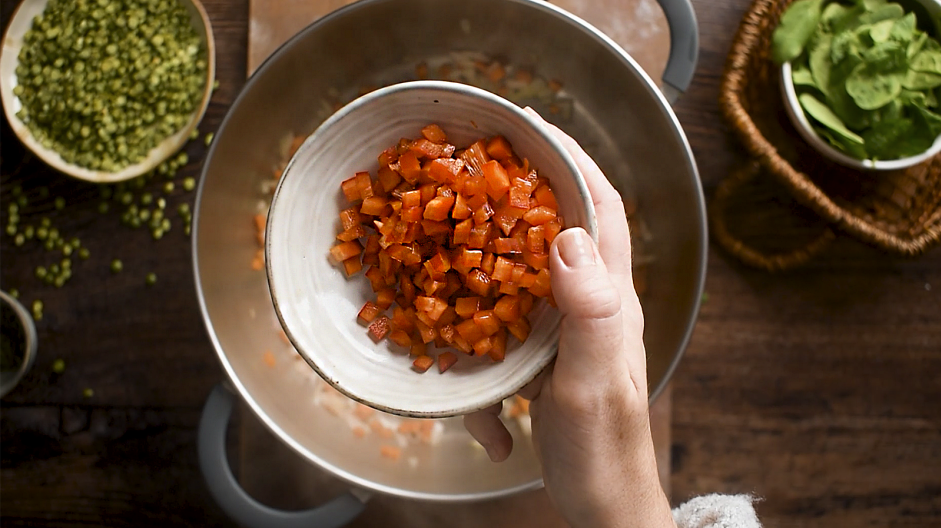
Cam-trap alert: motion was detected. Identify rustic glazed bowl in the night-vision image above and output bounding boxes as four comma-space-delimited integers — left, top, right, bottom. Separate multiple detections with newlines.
265, 80, 597, 418
0, 0, 216, 183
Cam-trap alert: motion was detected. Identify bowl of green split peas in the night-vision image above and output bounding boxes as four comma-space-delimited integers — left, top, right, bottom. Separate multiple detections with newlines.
775, 0, 941, 171
0, 0, 215, 183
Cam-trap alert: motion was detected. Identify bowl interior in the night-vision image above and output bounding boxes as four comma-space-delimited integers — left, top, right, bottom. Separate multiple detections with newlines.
266, 81, 596, 418
0, 0, 216, 183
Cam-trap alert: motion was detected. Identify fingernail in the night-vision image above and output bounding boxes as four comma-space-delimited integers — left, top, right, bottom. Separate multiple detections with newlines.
557, 229, 595, 268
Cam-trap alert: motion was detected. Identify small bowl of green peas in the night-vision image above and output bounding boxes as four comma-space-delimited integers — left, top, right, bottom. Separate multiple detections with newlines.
0, 0, 216, 183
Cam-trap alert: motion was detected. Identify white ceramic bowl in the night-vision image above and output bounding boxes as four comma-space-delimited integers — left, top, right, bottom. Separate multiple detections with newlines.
0, 0, 215, 183
779, 0, 941, 171
265, 80, 597, 418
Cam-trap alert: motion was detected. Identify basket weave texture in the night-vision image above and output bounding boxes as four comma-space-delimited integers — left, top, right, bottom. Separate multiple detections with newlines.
715, 0, 941, 269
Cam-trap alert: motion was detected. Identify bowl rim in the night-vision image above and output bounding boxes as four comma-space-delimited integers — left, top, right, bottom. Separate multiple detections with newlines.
780, 61, 941, 172
0, 290, 38, 399
264, 79, 598, 419
0, 0, 216, 183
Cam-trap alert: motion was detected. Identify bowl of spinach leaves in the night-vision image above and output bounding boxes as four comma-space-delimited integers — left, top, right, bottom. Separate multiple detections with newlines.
774, 0, 941, 170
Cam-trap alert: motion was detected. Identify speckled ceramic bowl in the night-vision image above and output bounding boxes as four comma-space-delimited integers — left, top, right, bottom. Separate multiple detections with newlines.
265, 80, 597, 418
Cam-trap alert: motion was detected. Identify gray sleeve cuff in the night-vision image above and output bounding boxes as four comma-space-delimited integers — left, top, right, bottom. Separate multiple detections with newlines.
672, 494, 762, 528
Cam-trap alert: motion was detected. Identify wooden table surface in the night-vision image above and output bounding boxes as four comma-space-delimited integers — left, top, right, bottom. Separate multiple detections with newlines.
2, 0, 940, 527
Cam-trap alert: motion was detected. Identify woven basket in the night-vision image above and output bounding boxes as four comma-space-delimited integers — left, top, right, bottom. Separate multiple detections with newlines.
713, 0, 941, 271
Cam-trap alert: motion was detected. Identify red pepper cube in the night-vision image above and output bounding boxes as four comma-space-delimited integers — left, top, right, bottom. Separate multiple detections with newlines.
368, 316, 391, 341
396, 151, 423, 183
507, 317, 531, 343
365, 266, 385, 292
522, 205, 557, 226
473, 201, 495, 225
459, 140, 491, 175
467, 269, 492, 296
456, 318, 486, 344
489, 328, 508, 361
401, 206, 423, 223
439, 324, 457, 344
410, 138, 456, 159
427, 158, 465, 183
410, 341, 427, 357
452, 218, 473, 246
498, 281, 519, 296
402, 190, 422, 208
455, 297, 481, 318
472, 336, 494, 357
452, 194, 472, 220
534, 185, 558, 210
391, 306, 415, 333
492, 256, 515, 283
378, 145, 399, 166
412, 354, 434, 373
421, 220, 451, 237
467, 222, 493, 249
519, 292, 535, 316
493, 237, 522, 254
482, 160, 511, 200
529, 268, 552, 297
473, 310, 501, 336
481, 252, 496, 276
339, 207, 360, 230
375, 288, 396, 310
360, 196, 389, 216
423, 195, 455, 222
485, 135, 514, 161
438, 351, 459, 373
421, 124, 448, 143
358, 301, 382, 323
354, 171, 374, 201
545, 218, 563, 244
494, 295, 521, 322
523, 249, 550, 271
343, 257, 363, 277
527, 225, 546, 254
452, 334, 473, 354
377, 164, 402, 192
341, 175, 361, 203
330, 240, 363, 262
336, 224, 366, 242
416, 320, 438, 344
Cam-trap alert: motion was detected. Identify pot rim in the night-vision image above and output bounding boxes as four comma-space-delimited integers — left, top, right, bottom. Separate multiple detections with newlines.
193, 0, 706, 501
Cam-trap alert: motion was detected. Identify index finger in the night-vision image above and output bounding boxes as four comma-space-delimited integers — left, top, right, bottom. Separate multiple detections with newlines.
525, 108, 635, 283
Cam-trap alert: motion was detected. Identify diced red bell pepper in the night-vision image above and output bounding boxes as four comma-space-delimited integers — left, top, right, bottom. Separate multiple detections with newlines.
438, 351, 459, 373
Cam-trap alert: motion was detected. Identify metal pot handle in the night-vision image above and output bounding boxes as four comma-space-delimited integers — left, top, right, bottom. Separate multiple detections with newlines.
655, 0, 700, 103
198, 384, 369, 528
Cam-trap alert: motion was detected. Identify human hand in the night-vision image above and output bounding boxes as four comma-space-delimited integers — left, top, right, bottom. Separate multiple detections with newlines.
464, 109, 674, 528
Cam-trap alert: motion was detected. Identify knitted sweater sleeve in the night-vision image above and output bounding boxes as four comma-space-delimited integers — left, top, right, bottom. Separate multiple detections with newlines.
672, 494, 762, 528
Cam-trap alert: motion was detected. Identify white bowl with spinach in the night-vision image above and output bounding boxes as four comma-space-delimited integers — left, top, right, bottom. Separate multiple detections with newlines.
775, 0, 941, 171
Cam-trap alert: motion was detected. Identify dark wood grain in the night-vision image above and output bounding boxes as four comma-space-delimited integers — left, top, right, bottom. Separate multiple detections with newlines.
1, 0, 248, 525
2, 0, 940, 526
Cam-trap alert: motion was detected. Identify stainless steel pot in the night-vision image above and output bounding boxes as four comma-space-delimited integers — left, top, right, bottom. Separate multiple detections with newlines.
194, 0, 706, 526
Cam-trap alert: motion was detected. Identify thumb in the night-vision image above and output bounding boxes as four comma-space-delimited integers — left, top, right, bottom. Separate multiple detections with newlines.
549, 228, 625, 383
